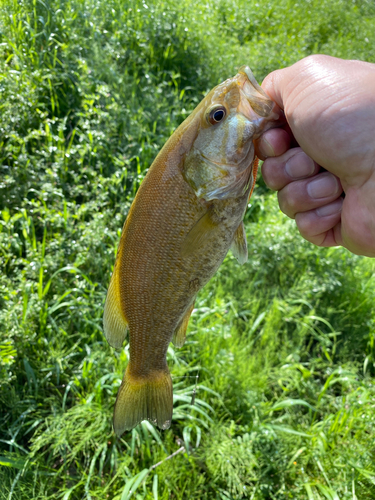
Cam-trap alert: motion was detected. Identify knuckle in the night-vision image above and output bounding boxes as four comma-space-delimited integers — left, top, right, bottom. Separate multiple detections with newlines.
262, 156, 290, 191
278, 187, 296, 218
261, 161, 278, 190
300, 54, 329, 69
295, 214, 312, 239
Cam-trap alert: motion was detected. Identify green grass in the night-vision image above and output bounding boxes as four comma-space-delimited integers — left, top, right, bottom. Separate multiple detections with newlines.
1, 0, 375, 498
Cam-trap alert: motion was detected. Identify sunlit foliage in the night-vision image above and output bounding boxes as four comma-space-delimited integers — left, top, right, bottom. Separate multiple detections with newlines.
1, 0, 375, 498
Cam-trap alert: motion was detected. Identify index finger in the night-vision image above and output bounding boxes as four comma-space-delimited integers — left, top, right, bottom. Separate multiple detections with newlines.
254, 127, 291, 160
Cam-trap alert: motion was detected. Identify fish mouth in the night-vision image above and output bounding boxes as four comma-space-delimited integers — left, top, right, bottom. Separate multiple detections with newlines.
237, 65, 285, 133
238, 66, 274, 117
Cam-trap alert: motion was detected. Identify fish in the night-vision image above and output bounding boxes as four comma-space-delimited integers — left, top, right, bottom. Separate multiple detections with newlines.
103, 66, 282, 436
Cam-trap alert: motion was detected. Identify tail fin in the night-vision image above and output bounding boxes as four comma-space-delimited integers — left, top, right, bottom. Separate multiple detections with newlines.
113, 365, 173, 435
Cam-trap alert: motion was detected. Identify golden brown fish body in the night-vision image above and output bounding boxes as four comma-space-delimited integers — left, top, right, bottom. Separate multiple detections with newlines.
103, 66, 282, 435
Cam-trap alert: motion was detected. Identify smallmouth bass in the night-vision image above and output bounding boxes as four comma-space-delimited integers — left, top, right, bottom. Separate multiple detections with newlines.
103, 66, 282, 435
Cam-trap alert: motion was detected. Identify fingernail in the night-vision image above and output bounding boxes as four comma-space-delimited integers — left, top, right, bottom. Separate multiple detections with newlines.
258, 138, 275, 158
316, 198, 343, 217
307, 173, 339, 199
285, 153, 315, 179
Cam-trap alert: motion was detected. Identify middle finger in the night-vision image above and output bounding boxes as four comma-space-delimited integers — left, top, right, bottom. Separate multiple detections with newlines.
278, 171, 343, 219
262, 147, 320, 191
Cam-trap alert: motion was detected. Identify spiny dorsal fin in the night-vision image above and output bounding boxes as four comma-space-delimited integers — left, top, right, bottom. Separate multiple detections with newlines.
172, 301, 195, 348
230, 221, 248, 265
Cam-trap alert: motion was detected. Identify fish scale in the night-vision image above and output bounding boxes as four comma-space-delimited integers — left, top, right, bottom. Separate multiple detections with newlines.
103, 66, 283, 435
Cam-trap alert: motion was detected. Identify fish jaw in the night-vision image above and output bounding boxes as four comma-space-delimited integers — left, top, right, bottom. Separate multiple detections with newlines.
237, 65, 285, 137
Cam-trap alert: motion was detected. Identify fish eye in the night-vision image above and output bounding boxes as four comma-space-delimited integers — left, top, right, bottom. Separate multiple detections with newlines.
207, 105, 226, 125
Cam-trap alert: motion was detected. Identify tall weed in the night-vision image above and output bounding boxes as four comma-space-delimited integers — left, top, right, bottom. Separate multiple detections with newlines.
1, 0, 375, 498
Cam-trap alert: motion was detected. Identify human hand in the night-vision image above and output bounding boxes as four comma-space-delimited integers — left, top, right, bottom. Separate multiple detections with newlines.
255, 55, 375, 258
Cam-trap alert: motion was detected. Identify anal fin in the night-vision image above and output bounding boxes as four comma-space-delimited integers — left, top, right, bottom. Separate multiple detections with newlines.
172, 301, 195, 348
230, 222, 248, 265
103, 263, 128, 349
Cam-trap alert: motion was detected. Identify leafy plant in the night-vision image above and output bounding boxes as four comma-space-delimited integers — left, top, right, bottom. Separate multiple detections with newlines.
1, 0, 375, 498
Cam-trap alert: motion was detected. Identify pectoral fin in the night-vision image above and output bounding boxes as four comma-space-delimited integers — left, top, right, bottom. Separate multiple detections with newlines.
230, 222, 248, 265
181, 211, 217, 258
103, 262, 128, 349
172, 301, 195, 348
